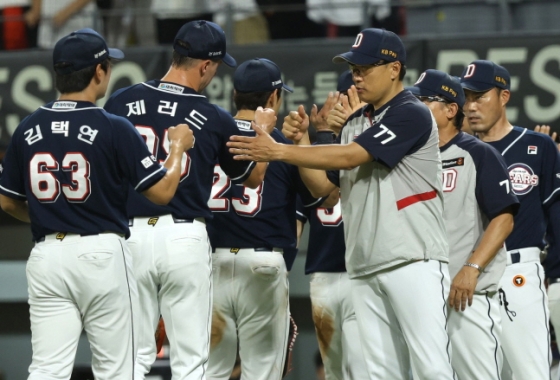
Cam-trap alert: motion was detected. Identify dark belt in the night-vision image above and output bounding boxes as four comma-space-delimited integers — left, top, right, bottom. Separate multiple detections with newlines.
212, 247, 274, 253
128, 216, 194, 227
548, 278, 560, 285
35, 232, 99, 243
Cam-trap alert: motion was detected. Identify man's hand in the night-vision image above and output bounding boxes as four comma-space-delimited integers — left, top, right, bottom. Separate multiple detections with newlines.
228, 122, 278, 162
282, 105, 310, 143
327, 95, 353, 135
168, 123, 195, 151
254, 106, 277, 134
448, 265, 479, 312
347, 85, 365, 112
534, 125, 560, 151
309, 92, 339, 132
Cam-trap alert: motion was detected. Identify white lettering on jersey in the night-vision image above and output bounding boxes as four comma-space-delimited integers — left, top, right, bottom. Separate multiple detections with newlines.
499, 179, 511, 194
51, 121, 69, 137
52, 101, 77, 109
77, 125, 98, 145
126, 100, 146, 116
373, 124, 397, 144
508, 163, 539, 196
528, 145, 538, 154
316, 201, 343, 226
24, 125, 43, 145
442, 169, 458, 192
158, 100, 178, 117
141, 156, 154, 168
158, 83, 184, 94
184, 109, 207, 130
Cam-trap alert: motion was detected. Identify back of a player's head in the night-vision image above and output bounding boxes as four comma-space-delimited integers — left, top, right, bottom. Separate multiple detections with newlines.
172, 20, 236, 69
460, 60, 510, 93
409, 69, 465, 129
233, 58, 293, 111
337, 70, 354, 94
332, 28, 407, 81
53, 28, 123, 93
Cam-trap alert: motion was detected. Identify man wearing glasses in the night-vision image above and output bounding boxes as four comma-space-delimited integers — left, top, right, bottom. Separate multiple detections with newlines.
410, 69, 519, 380
228, 29, 455, 379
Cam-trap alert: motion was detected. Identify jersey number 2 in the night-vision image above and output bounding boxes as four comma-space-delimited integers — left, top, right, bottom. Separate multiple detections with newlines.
30, 152, 91, 203
208, 165, 263, 216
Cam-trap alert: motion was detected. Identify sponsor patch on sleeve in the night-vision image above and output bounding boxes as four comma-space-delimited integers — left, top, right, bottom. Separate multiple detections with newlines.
141, 156, 154, 168
442, 157, 464, 168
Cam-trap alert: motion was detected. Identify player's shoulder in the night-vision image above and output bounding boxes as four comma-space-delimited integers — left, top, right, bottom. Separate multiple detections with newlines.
457, 132, 504, 162
106, 82, 146, 103
515, 126, 556, 146
271, 128, 291, 144
392, 90, 432, 120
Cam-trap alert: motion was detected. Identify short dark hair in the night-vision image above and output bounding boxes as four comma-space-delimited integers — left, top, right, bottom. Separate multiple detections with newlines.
172, 49, 221, 69
55, 59, 110, 94
453, 108, 465, 130
233, 90, 281, 111
398, 63, 407, 81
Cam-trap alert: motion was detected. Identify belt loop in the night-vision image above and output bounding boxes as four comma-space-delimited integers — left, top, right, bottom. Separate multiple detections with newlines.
510, 252, 520, 264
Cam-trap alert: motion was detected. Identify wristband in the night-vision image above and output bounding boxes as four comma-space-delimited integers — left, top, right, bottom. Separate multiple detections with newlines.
464, 262, 482, 273
316, 130, 336, 144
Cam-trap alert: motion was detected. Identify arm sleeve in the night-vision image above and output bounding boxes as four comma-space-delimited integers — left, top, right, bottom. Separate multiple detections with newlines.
295, 196, 308, 223
325, 131, 341, 187
0, 131, 26, 200
112, 116, 167, 193
540, 138, 560, 207
354, 106, 432, 169
217, 113, 255, 184
474, 145, 520, 219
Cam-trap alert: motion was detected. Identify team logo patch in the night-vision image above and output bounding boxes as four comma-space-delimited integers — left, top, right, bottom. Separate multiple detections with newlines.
147, 217, 159, 226
230, 248, 240, 253
508, 163, 539, 196
52, 101, 77, 109
528, 145, 538, 155
513, 274, 526, 287
158, 83, 184, 94
141, 156, 154, 169
56, 232, 66, 241
442, 157, 464, 169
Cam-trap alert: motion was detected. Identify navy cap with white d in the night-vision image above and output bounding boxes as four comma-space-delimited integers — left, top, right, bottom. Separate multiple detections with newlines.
408, 69, 465, 107
173, 20, 236, 68
333, 28, 406, 65
234, 58, 293, 93
53, 28, 124, 75
460, 60, 510, 92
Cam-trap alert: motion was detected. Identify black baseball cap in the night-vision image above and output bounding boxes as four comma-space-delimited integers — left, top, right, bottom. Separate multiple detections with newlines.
333, 28, 406, 65
408, 69, 465, 107
337, 70, 354, 93
460, 60, 510, 92
53, 28, 124, 75
173, 20, 236, 68
234, 58, 293, 93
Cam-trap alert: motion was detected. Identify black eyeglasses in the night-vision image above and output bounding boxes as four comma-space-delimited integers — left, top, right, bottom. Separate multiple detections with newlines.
416, 96, 450, 104
349, 61, 388, 77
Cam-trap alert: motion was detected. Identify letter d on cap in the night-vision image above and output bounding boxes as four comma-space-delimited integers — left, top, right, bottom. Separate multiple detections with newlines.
352, 33, 363, 48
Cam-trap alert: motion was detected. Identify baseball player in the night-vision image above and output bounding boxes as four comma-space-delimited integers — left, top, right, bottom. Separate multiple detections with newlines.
103, 20, 273, 380
228, 29, 455, 379
293, 70, 368, 380
410, 69, 519, 380
460, 60, 560, 380
206, 58, 318, 380
0, 29, 193, 379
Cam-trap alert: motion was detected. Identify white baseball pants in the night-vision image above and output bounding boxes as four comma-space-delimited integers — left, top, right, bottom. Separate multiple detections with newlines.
26, 233, 137, 380
448, 292, 503, 380
500, 249, 551, 380
207, 248, 290, 380
310, 272, 368, 380
129, 215, 212, 380
351, 259, 455, 380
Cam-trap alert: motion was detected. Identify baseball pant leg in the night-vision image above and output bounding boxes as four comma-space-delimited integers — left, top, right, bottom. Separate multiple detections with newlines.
548, 283, 560, 353
448, 292, 503, 380
236, 250, 290, 380
208, 253, 239, 380
500, 262, 551, 380
27, 244, 82, 380
383, 260, 455, 380
339, 273, 369, 380
311, 273, 344, 380
79, 236, 137, 380
127, 227, 161, 379
159, 221, 213, 380
351, 271, 411, 380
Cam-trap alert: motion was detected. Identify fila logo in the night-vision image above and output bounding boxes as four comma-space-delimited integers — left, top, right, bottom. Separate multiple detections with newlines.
415, 72, 426, 85
352, 33, 363, 48
528, 145, 538, 155
463, 64, 476, 78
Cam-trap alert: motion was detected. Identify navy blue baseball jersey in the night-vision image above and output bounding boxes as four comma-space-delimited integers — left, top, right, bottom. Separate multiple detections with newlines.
545, 201, 560, 278
296, 196, 346, 274
104, 80, 255, 220
486, 127, 560, 252
0, 100, 166, 240
207, 123, 320, 271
